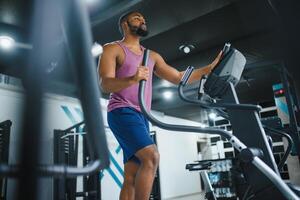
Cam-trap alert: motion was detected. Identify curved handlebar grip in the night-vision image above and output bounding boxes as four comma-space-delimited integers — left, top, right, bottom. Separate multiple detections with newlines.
142, 49, 150, 67
222, 43, 231, 56
140, 49, 150, 88
180, 66, 194, 86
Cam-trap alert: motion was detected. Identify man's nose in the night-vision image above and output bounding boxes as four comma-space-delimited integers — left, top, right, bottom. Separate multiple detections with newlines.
140, 18, 145, 24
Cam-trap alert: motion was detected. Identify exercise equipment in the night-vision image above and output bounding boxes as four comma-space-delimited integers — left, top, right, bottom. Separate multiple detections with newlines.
261, 117, 293, 171
0, 120, 12, 200
186, 160, 216, 200
53, 121, 101, 200
138, 45, 299, 199
0, 0, 110, 199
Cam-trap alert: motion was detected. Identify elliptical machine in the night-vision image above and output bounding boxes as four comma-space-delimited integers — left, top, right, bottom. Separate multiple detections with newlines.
138, 45, 300, 200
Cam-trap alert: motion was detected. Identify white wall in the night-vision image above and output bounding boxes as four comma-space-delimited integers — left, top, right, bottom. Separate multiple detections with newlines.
0, 83, 211, 200
152, 112, 209, 199
0, 85, 123, 200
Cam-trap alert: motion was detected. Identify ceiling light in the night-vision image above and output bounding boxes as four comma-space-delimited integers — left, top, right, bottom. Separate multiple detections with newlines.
0, 35, 15, 50
183, 46, 190, 53
84, 0, 100, 6
199, 123, 208, 128
161, 80, 173, 87
83, 0, 103, 11
179, 44, 195, 54
163, 91, 173, 100
208, 112, 217, 120
91, 42, 103, 57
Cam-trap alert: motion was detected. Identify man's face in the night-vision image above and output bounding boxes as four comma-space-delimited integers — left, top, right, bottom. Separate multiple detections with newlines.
125, 13, 148, 37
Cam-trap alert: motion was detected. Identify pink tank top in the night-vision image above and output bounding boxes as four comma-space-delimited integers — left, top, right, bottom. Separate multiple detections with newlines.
107, 41, 155, 112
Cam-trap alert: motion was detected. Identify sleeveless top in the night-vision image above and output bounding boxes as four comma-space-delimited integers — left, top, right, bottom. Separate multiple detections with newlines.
107, 41, 155, 112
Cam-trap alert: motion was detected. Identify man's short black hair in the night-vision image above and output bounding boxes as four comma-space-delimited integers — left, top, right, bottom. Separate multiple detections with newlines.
118, 10, 140, 36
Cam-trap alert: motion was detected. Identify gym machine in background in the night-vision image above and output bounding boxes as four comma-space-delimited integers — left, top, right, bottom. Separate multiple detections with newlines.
0, 120, 12, 200
272, 67, 300, 157
53, 121, 101, 200
149, 131, 162, 200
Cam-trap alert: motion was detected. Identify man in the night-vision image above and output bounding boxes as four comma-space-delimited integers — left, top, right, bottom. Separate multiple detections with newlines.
99, 11, 222, 200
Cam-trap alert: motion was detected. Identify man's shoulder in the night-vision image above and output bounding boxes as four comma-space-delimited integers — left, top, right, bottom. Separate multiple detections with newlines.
103, 41, 120, 49
102, 41, 123, 55
149, 49, 159, 55
149, 49, 161, 61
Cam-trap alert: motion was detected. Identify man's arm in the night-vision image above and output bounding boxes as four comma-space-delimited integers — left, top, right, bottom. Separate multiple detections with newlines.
153, 51, 222, 84
98, 44, 149, 93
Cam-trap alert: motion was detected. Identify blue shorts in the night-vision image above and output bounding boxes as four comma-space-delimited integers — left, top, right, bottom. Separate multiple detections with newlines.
107, 107, 154, 164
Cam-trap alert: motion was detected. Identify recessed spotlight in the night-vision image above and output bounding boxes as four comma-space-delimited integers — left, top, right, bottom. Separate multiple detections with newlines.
91, 42, 103, 57
84, 0, 100, 6
83, 0, 103, 10
208, 112, 217, 120
0, 35, 15, 50
163, 91, 173, 100
161, 80, 173, 87
179, 44, 195, 54
199, 123, 208, 128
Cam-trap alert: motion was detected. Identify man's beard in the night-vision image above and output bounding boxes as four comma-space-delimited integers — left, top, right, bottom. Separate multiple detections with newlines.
127, 21, 149, 37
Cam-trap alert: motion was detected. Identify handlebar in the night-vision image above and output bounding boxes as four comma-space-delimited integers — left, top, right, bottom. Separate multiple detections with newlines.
180, 66, 194, 86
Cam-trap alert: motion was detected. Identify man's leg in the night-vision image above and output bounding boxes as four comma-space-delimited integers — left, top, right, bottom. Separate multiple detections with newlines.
120, 160, 140, 200
134, 145, 160, 200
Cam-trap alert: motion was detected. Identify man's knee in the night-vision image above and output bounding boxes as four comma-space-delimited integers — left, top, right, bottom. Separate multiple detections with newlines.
150, 150, 160, 168
137, 146, 160, 169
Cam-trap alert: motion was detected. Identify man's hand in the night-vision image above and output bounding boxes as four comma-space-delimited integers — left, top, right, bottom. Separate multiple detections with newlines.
209, 50, 223, 72
132, 66, 149, 83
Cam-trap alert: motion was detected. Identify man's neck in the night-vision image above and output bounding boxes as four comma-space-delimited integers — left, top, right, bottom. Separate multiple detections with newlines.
121, 34, 140, 47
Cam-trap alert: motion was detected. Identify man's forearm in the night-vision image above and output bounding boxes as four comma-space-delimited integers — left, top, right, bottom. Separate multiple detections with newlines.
184, 64, 212, 84
175, 50, 222, 85
101, 76, 136, 93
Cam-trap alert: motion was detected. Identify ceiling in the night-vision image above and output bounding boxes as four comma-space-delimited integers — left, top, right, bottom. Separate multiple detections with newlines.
0, 0, 299, 122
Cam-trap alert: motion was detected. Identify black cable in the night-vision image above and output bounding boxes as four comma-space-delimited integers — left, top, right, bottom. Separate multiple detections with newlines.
263, 126, 293, 170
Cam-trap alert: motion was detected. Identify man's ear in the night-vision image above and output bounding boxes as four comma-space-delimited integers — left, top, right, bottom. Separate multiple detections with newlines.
120, 23, 125, 34
122, 22, 125, 28
123, 22, 129, 31
124, 21, 129, 27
